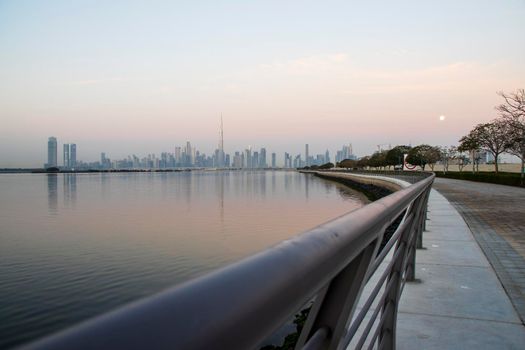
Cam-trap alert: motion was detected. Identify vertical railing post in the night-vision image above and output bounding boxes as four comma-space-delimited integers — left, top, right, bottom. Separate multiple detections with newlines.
416, 188, 430, 249
378, 186, 429, 349
295, 241, 380, 350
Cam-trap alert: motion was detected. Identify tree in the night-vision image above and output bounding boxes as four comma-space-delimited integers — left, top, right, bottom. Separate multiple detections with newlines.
439, 146, 456, 174
368, 151, 388, 169
497, 89, 525, 122
357, 156, 370, 169
464, 120, 510, 174
506, 128, 525, 183
318, 162, 334, 169
425, 147, 442, 171
337, 159, 357, 168
406, 144, 440, 171
496, 89, 525, 181
453, 148, 469, 173
458, 132, 481, 173
385, 145, 411, 169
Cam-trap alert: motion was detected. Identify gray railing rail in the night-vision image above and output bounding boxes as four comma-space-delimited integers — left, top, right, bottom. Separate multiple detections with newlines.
23, 174, 434, 350
318, 169, 433, 184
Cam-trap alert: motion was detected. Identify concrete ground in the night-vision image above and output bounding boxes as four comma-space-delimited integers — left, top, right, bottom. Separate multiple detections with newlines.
432, 178, 525, 323
395, 188, 525, 349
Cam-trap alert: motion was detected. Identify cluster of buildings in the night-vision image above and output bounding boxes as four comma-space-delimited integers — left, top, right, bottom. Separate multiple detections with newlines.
45, 137, 77, 169
45, 137, 356, 170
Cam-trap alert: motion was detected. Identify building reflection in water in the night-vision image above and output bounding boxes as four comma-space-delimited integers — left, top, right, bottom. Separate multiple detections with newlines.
215, 171, 226, 223
304, 173, 309, 199
47, 174, 58, 215
259, 171, 266, 197
63, 174, 77, 208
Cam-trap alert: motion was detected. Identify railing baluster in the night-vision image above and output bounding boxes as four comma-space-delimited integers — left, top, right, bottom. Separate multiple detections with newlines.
296, 242, 380, 350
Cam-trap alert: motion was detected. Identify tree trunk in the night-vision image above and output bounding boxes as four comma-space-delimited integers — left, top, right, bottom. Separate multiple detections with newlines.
494, 153, 499, 175
521, 156, 525, 186
471, 151, 475, 174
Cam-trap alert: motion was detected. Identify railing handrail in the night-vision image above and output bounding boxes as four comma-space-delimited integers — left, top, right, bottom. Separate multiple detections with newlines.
23, 173, 434, 350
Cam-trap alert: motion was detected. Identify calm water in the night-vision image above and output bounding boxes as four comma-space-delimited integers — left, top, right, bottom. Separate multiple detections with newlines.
0, 170, 368, 348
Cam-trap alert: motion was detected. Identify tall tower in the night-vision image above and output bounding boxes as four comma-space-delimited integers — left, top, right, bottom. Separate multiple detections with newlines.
70, 144, 77, 168
63, 144, 70, 168
185, 141, 192, 166
47, 137, 57, 168
305, 144, 309, 166
218, 114, 224, 167
259, 148, 267, 168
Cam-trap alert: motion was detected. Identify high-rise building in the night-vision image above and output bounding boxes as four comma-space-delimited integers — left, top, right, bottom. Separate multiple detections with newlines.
284, 152, 291, 168
63, 144, 70, 168
245, 148, 252, 168
186, 141, 192, 166
47, 137, 57, 168
218, 115, 225, 167
305, 144, 309, 166
70, 144, 77, 168
259, 148, 267, 168
271, 153, 276, 168
336, 143, 356, 162
174, 147, 182, 165
294, 154, 302, 168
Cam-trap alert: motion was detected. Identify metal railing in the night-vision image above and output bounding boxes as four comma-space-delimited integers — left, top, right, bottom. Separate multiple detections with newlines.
24, 173, 434, 350
317, 169, 433, 184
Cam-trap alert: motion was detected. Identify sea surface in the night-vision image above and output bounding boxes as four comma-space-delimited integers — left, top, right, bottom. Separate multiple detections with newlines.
0, 170, 368, 348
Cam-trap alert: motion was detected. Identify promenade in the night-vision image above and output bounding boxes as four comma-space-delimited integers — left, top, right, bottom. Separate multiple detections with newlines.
395, 180, 525, 349
433, 178, 525, 322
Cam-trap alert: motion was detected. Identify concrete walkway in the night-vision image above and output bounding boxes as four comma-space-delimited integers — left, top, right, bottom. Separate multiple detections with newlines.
396, 188, 525, 349
432, 178, 525, 323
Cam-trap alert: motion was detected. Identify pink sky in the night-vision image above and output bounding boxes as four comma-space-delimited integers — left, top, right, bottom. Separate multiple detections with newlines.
1, 1, 524, 166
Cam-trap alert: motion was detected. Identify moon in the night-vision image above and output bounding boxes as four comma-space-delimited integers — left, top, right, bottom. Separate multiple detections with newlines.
439, 115, 446, 121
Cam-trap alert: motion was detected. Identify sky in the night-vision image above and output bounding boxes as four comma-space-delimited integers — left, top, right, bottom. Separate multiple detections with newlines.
1, 0, 524, 167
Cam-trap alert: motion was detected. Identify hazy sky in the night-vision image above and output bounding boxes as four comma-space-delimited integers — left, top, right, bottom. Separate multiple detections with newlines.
1, 0, 524, 167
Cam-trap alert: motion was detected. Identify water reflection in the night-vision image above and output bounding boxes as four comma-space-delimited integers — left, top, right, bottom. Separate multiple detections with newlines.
100, 173, 110, 200
259, 171, 266, 197
47, 174, 58, 215
215, 171, 225, 223
304, 173, 309, 199
63, 174, 77, 208
6, 170, 368, 349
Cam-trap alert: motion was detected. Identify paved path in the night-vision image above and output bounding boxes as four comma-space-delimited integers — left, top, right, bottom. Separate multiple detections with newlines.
432, 178, 525, 323
396, 188, 525, 349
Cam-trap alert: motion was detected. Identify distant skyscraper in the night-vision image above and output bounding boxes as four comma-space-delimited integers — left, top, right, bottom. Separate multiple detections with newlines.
305, 144, 309, 166
47, 137, 57, 168
70, 144, 77, 168
325, 149, 330, 163
185, 141, 192, 166
271, 153, 276, 168
174, 147, 182, 165
284, 152, 290, 168
336, 143, 356, 162
259, 148, 267, 168
63, 144, 70, 168
245, 148, 252, 168
218, 115, 225, 167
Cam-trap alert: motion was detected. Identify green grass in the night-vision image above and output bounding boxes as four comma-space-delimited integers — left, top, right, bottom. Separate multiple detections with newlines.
434, 171, 524, 187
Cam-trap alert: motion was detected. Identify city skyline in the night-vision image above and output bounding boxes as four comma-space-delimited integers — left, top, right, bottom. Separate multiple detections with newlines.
1, 1, 524, 167
43, 135, 354, 169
